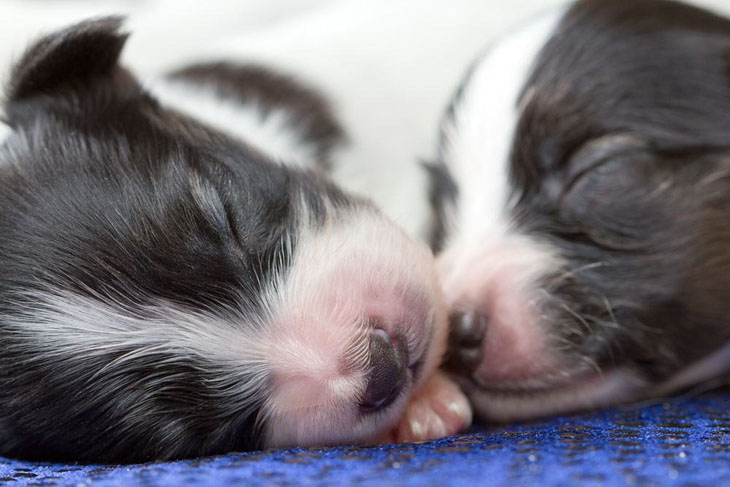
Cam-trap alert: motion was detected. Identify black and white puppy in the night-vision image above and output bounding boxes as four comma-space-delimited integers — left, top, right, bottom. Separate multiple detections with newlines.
0, 19, 471, 462
434, 0, 730, 421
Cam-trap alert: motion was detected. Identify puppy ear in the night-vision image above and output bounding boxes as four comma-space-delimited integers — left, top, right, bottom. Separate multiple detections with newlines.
5, 16, 128, 103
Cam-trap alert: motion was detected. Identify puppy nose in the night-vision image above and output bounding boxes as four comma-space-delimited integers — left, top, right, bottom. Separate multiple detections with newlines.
444, 310, 487, 375
360, 329, 408, 412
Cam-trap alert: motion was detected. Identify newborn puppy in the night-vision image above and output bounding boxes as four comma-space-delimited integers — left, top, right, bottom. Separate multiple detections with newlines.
432, 0, 730, 421
0, 18, 469, 462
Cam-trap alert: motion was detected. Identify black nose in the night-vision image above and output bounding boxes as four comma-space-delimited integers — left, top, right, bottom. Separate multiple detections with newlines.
360, 329, 408, 412
444, 310, 487, 375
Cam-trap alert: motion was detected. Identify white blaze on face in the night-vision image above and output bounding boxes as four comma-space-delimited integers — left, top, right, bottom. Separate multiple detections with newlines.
141, 65, 446, 445
438, 10, 651, 421
262, 206, 446, 448
439, 11, 566, 384
7, 205, 446, 448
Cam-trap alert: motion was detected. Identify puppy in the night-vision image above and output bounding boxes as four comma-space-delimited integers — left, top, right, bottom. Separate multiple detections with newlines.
0, 18, 470, 462
432, 0, 730, 421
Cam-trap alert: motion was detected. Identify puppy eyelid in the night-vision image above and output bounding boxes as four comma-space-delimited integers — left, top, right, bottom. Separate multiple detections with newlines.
189, 173, 236, 237
560, 133, 648, 200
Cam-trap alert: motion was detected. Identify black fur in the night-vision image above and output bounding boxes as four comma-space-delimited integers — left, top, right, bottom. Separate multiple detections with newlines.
424, 161, 457, 254
0, 18, 357, 463
434, 0, 730, 386
6, 17, 128, 103
169, 62, 346, 169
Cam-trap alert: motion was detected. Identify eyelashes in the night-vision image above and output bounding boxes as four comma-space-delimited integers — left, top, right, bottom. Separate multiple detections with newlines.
565, 134, 647, 180
557, 135, 650, 208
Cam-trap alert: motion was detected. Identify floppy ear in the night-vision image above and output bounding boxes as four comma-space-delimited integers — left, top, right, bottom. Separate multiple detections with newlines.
5, 16, 128, 104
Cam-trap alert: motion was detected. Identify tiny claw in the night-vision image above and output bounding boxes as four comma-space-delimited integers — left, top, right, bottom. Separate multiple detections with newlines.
390, 371, 472, 444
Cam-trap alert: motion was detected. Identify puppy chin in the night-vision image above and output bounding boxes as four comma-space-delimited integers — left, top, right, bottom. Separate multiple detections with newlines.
261, 208, 447, 448
466, 368, 647, 423
438, 235, 650, 422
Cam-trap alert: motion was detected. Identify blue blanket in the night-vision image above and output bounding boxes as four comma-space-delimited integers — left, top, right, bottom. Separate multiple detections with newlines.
2, 390, 728, 486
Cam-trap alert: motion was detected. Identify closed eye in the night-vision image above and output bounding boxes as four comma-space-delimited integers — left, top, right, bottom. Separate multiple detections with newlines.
189, 172, 239, 245
559, 134, 649, 204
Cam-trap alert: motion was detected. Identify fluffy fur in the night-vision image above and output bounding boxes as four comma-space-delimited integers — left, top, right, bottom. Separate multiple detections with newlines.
435, 0, 730, 421
0, 17, 464, 463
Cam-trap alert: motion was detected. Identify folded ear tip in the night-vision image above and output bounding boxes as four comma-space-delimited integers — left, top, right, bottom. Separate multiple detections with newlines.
51, 15, 127, 42
67, 15, 128, 42
5, 15, 130, 103
91, 15, 126, 28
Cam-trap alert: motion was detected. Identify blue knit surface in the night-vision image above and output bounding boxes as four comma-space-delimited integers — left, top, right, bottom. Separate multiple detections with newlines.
2, 391, 729, 487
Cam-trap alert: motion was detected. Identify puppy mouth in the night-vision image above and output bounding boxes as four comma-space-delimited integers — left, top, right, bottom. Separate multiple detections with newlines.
463, 367, 647, 423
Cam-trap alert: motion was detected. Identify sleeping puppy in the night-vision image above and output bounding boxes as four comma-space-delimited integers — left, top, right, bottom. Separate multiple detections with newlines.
0, 19, 470, 462
433, 0, 730, 421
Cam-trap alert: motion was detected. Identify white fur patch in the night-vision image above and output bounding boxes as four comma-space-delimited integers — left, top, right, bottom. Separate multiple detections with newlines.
147, 78, 320, 168
438, 11, 566, 385
438, 237, 563, 383
5, 205, 446, 448
262, 206, 446, 448
442, 10, 564, 248
4, 291, 274, 414
0, 122, 11, 146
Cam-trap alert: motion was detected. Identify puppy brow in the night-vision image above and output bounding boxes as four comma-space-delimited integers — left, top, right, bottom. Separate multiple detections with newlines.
0, 122, 11, 146
189, 172, 224, 222
188, 172, 238, 240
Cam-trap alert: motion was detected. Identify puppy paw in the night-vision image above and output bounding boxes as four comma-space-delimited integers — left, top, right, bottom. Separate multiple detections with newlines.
389, 371, 472, 443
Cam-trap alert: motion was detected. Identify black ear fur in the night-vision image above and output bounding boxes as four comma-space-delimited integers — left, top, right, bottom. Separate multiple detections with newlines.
5, 16, 128, 103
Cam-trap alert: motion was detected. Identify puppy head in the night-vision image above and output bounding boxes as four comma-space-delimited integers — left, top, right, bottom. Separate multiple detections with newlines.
0, 18, 445, 462
432, 0, 730, 421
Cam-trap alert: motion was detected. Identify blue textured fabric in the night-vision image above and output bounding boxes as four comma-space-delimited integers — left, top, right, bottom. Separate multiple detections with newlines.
2, 391, 729, 486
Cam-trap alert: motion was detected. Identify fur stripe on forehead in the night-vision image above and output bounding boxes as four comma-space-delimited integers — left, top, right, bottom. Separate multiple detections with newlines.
263, 205, 444, 447
440, 9, 564, 247
437, 0, 730, 422
436, 10, 567, 317
0, 13, 449, 460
